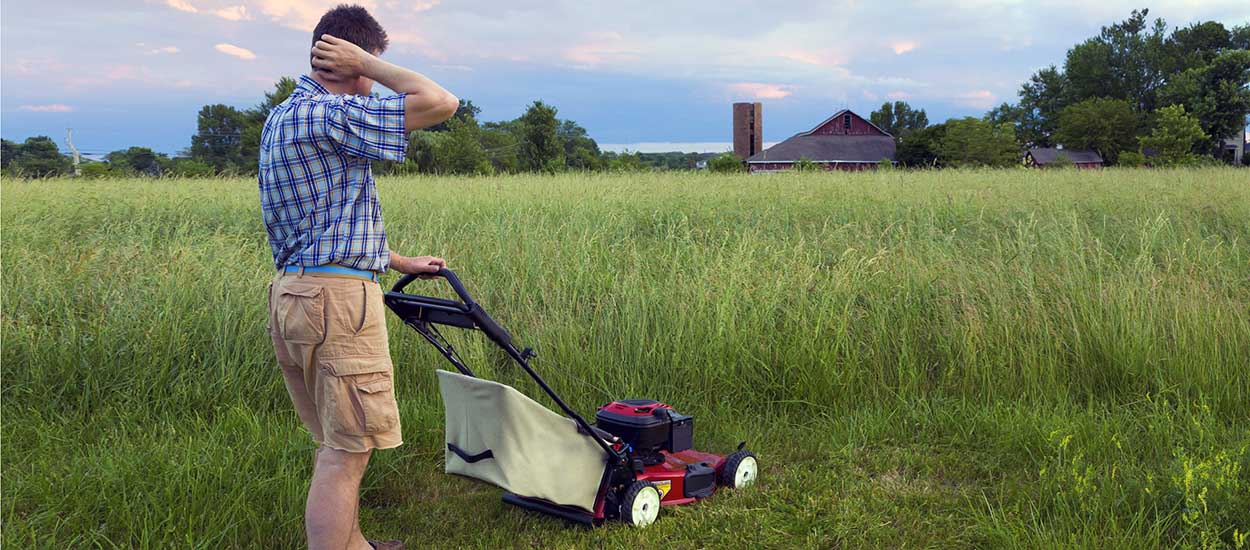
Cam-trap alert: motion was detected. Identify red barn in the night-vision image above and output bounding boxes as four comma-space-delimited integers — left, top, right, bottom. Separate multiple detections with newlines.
743, 109, 895, 173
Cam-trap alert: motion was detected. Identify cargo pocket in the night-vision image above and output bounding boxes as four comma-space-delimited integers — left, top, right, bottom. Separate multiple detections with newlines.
276, 281, 325, 344
324, 356, 399, 436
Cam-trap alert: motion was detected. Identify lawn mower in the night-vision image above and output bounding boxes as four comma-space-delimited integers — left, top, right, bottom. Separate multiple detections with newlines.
384, 269, 758, 526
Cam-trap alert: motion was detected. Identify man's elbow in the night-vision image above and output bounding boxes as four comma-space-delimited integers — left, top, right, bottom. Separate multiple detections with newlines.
435, 93, 459, 122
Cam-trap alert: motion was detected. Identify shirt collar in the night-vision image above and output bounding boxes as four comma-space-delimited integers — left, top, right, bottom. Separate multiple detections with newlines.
297, 74, 332, 96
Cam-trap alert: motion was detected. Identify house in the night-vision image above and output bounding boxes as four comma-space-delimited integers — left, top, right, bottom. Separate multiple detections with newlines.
743, 110, 895, 173
1025, 147, 1103, 169
1220, 135, 1244, 165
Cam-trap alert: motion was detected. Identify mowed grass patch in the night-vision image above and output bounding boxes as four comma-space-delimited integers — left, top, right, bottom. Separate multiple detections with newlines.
3, 168, 1249, 548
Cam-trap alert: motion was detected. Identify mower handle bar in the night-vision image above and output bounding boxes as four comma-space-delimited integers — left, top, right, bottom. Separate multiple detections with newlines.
392, 268, 474, 306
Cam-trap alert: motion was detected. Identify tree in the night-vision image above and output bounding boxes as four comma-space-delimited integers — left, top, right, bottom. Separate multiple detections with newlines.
896, 123, 947, 168
1138, 105, 1208, 166
608, 151, 648, 172
106, 147, 168, 176
558, 120, 603, 171
1232, 24, 1250, 50
432, 116, 492, 175
190, 104, 247, 173
7, 136, 70, 177
1053, 98, 1139, 164
168, 158, 216, 177
869, 101, 929, 141
1164, 21, 1231, 73
481, 121, 520, 173
995, 65, 1069, 147
403, 130, 441, 173
706, 153, 743, 173
937, 118, 1020, 168
517, 101, 564, 172
1064, 9, 1167, 113
1, 139, 16, 170
1158, 49, 1250, 155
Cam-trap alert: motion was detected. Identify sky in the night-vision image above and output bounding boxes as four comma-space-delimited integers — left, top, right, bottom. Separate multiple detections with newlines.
2, 1, 1248, 156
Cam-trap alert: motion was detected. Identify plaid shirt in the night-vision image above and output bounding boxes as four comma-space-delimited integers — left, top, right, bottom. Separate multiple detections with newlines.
258, 75, 407, 272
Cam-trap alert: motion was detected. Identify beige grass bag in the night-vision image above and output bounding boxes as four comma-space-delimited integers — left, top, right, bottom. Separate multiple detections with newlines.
436, 369, 609, 512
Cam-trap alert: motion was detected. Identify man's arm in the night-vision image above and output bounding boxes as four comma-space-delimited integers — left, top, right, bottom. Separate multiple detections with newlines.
389, 251, 446, 275
313, 34, 459, 132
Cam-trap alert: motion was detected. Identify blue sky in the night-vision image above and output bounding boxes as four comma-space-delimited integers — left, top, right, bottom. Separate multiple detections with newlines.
2, 0, 1248, 155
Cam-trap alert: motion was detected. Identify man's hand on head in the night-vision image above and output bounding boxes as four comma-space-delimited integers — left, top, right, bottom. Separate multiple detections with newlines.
389, 251, 447, 276
311, 34, 376, 81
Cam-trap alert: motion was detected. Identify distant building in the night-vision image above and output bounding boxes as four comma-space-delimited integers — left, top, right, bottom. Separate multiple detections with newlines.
732, 102, 763, 160
744, 109, 895, 173
1220, 135, 1244, 165
1025, 147, 1104, 169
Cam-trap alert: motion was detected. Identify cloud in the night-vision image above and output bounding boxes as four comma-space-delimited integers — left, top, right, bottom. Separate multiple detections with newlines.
215, 43, 257, 60
954, 89, 997, 108
776, 49, 847, 67
145, 45, 181, 55
891, 41, 917, 55
728, 82, 794, 100
20, 104, 74, 113
213, 5, 249, 20
887, 90, 911, 100
563, 32, 641, 68
165, 0, 198, 13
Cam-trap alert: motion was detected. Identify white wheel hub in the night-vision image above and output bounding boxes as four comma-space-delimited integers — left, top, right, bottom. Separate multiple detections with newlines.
630, 486, 661, 526
733, 456, 758, 488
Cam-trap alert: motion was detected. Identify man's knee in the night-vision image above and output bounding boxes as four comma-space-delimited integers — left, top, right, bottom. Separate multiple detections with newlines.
316, 446, 372, 476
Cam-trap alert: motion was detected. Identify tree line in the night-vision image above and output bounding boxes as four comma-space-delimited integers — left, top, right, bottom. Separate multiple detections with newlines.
0, 76, 689, 178
875, 10, 1249, 169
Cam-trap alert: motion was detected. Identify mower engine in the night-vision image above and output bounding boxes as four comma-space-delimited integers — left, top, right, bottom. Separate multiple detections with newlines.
595, 399, 693, 464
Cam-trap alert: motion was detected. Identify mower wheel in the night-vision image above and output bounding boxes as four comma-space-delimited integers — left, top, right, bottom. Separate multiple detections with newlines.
719, 449, 758, 489
620, 480, 662, 527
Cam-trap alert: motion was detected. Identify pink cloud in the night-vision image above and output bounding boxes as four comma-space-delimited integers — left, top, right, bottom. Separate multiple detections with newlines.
19, 104, 74, 113
891, 41, 917, 55
728, 82, 793, 100
213, 5, 249, 20
955, 90, 996, 108
256, 0, 439, 31
887, 90, 910, 100
563, 32, 640, 68
165, 0, 198, 13
215, 43, 257, 60
776, 49, 847, 67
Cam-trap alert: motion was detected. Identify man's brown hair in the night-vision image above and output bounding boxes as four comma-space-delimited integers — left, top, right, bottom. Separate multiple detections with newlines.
312, 4, 389, 57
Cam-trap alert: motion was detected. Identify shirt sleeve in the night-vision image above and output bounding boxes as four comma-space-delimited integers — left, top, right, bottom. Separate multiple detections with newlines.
325, 93, 408, 161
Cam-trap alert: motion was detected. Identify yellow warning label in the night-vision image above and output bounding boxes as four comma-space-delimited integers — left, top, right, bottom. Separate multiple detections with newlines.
654, 480, 672, 499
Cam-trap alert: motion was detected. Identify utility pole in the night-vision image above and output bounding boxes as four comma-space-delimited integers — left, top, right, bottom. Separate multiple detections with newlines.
66, 128, 81, 176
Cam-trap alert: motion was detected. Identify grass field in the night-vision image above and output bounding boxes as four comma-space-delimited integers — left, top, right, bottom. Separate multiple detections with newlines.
3, 168, 1249, 549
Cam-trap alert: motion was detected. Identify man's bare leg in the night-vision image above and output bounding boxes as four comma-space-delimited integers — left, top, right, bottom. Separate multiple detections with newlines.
307, 447, 373, 550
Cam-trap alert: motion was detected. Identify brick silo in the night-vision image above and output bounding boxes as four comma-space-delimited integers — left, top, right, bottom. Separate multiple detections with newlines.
733, 102, 762, 160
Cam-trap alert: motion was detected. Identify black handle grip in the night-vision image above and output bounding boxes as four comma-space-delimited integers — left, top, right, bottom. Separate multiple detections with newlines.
391, 268, 475, 305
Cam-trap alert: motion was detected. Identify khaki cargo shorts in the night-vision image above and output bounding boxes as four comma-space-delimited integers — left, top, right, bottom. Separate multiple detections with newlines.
268, 271, 402, 453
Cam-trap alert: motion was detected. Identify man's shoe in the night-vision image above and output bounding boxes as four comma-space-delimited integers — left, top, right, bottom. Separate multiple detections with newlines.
367, 540, 404, 550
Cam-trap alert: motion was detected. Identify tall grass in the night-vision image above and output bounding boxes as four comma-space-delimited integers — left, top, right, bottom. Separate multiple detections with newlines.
3, 168, 1248, 548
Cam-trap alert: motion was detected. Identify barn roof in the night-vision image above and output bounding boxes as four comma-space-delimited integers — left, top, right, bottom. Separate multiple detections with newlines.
746, 134, 896, 163
805, 109, 894, 137
1027, 147, 1103, 165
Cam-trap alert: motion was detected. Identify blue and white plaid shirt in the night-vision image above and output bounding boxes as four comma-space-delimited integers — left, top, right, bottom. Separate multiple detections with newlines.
258, 75, 407, 272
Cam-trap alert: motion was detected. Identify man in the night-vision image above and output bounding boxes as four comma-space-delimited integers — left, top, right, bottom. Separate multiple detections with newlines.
259, 5, 458, 549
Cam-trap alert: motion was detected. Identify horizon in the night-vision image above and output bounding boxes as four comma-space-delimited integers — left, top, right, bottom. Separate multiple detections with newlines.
2, 1, 1248, 156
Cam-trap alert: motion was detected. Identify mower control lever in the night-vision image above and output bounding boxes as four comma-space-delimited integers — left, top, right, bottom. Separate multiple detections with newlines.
392, 268, 475, 306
